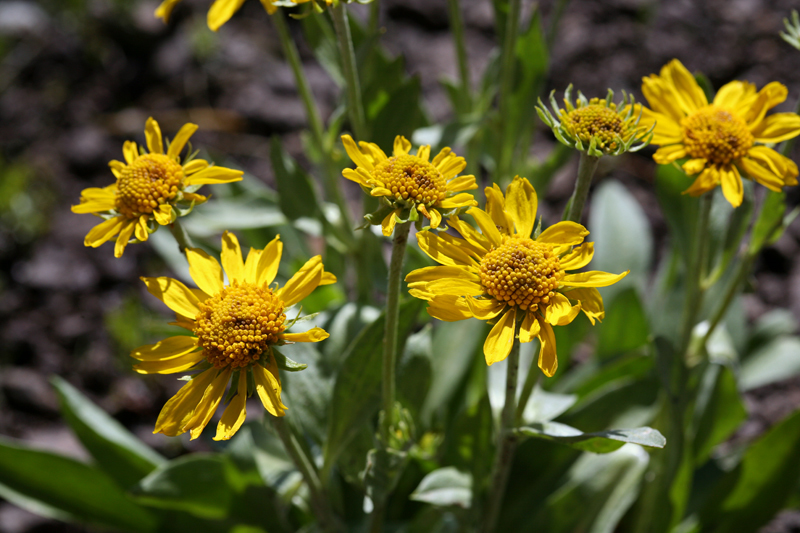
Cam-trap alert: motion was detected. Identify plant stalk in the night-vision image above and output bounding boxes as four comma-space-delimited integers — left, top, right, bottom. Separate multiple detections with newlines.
699, 253, 754, 351
515, 353, 540, 425
272, 417, 341, 533
482, 333, 520, 533
496, 0, 522, 184
331, 3, 368, 141
565, 152, 600, 223
168, 219, 194, 254
448, 0, 471, 108
679, 193, 713, 356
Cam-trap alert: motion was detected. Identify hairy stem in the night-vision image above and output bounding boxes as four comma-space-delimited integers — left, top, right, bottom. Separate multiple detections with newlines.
565, 152, 600, 223
331, 3, 368, 141
168, 219, 194, 254
496, 0, 522, 184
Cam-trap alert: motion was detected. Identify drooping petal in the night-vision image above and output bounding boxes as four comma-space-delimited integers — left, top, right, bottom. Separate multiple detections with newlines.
214, 371, 248, 441
484, 307, 516, 365
320, 271, 336, 286
682, 158, 708, 175
505, 176, 537, 238
135, 215, 149, 241
738, 156, 786, 192
207, 0, 247, 31
429, 209, 443, 230
537, 320, 558, 377
253, 362, 286, 417
519, 311, 541, 343
114, 219, 136, 258
683, 166, 720, 196
183, 166, 244, 185
221, 231, 245, 284
155, 0, 183, 23
381, 210, 397, 237
742, 82, 787, 128
131, 336, 199, 361
447, 175, 478, 192
468, 208, 503, 247
277, 256, 323, 307
465, 297, 505, 320
343, 168, 369, 186
566, 287, 605, 325
719, 165, 744, 208
653, 144, 688, 165
561, 270, 629, 288
141, 276, 203, 318
187, 248, 224, 296
545, 293, 581, 326
133, 351, 206, 374
439, 193, 477, 209
282, 327, 329, 343
153, 204, 173, 226
185, 368, 232, 439
84, 216, 126, 248
144, 117, 164, 155
167, 123, 198, 159
426, 295, 473, 322
416, 231, 476, 267
560, 242, 594, 271
258, 0, 278, 15
342, 135, 374, 171
256, 235, 283, 287
537, 221, 589, 246
154, 368, 218, 436
750, 113, 800, 144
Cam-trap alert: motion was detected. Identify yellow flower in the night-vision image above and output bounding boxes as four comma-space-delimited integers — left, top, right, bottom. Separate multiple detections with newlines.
132, 231, 336, 441
72, 118, 243, 257
155, 0, 335, 30
405, 177, 628, 377
341, 135, 478, 236
537, 87, 653, 156
637, 59, 800, 207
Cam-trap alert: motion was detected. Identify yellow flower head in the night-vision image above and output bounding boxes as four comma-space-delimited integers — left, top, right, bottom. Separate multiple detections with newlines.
341, 134, 478, 236
132, 231, 336, 441
637, 59, 800, 207
155, 0, 335, 31
72, 118, 243, 257
405, 177, 628, 377
536, 86, 653, 156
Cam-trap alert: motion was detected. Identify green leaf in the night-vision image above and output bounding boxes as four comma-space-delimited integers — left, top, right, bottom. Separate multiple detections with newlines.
398, 325, 433, 420
520, 384, 577, 424
589, 180, 653, 300
698, 410, 800, 532
51, 376, 165, 489
739, 336, 800, 391
369, 77, 427, 153
410, 467, 472, 508
270, 137, 320, 221
323, 299, 423, 472
271, 347, 308, 372
692, 365, 746, 465
280, 342, 333, 445
749, 190, 787, 252
517, 422, 665, 453
596, 288, 650, 360
655, 163, 698, 263
0, 437, 157, 532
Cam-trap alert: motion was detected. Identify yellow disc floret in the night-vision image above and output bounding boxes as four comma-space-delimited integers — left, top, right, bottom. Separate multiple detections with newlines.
479, 237, 565, 311
372, 154, 447, 206
682, 106, 754, 166
193, 283, 286, 370
561, 101, 625, 151
115, 153, 184, 218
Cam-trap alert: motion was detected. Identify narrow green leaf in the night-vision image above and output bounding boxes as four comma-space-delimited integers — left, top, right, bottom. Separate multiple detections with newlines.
739, 336, 800, 391
51, 376, 164, 488
410, 467, 472, 508
692, 365, 747, 465
517, 422, 665, 453
271, 347, 308, 372
0, 437, 157, 533
750, 190, 787, 252
596, 288, 650, 360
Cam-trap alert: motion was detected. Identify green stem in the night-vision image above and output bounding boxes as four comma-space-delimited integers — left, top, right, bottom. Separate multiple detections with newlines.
699, 253, 754, 351
496, 0, 522, 184
331, 3, 368, 141
273, 10, 354, 237
168, 219, 194, 255
482, 333, 520, 533
369, 0, 380, 35
447, 0, 471, 108
565, 152, 600, 223
679, 193, 713, 356
380, 221, 412, 442
515, 355, 540, 425
272, 417, 341, 533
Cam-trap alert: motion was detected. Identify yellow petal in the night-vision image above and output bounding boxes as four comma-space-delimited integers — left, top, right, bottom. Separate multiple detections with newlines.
114, 219, 136, 258
505, 176, 537, 238
167, 123, 199, 159
133, 351, 205, 374
183, 159, 209, 175
429, 209, 442, 230
135, 215, 149, 241
683, 166, 720, 196
537, 320, 558, 377
437, 231, 486, 262
545, 293, 581, 326
519, 311, 541, 343
242, 248, 262, 284
187, 248, 224, 296
79, 184, 117, 201
320, 271, 336, 286
343, 168, 368, 186
682, 158, 707, 175
447, 217, 491, 253
153, 204, 173, 225
258, 0, 278, 15
71, 198, 116, 214
207, 0, 246, 30
406, 265, 479, 283
145, 117, 164, 155
713, 80, 755, 110
277, 256, 323, 308
538, 221, 589, 246
423, 277, 485, 297
416, 231, 476, 267
561, 270, 629, 288
253, 362, 286, 417
342, 134, 374, 171
641, 74, 685, 123
653, 144, 687, 165
416, 145, 431, 162
566, 287, 605, 325
154, 368, 218, 436
633, 104, 683, 145
221, 231, 245, 284
183, 166, 244, 185
485, 184, 514, 235
560, 242, 594, 271
738, 156, 785, 192
371, 187, 392, 197
664, 59, 708, 114
431, 147, 452, 166
155, 0, 183, 22
742, 82, 787, 127
440, 192, 477, 209
447, 175, 478, 192
484, 308, 516, 365
214, 371, 248, 441
84, 216, 126, 248
185, 369, 232, 440
426, 295, 473, 322
720, 165, 744, 208
750, 113, 800, 143
141, 276, 202, 318
382, 210, 397, 237
256, 235, 283, 287
393, 135, 412, 157
437, 155, 467, 180
131, 336, 199, 361
465, 297, 505, 320
282, 327, 329, 343
468, 207, 502, 247
123, 141, 138, 165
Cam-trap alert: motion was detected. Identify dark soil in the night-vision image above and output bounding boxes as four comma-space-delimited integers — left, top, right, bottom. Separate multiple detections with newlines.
1, 0, 799, 531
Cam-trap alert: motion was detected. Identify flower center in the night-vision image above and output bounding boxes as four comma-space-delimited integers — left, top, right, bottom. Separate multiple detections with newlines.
115, 154, 184, 218
561, 102, 625, 151
193, 283, 286, 370
479, 237, 564, 311
682, 106, 753, 166
372, 154, 447, 206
